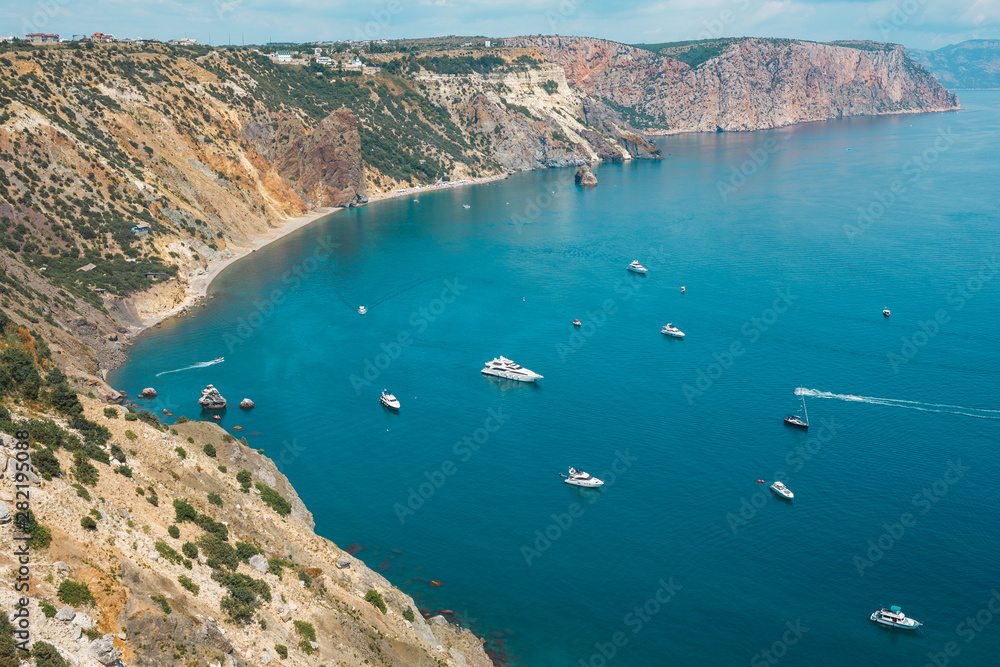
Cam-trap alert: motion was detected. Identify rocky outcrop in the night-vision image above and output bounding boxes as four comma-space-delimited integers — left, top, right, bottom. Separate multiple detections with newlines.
575, 165, 598, 186
239, 398, 255, 409
198, 384, 227, 410
142, 387, 157, 398
88, 634, 123, 666
908, 39, 1000, 89
513, 37, 960, 132
270, 108, 367, 208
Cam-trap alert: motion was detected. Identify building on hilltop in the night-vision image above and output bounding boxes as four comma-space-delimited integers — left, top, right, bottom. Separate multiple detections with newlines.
26, 33, 59, 44
90, 32, 117, 43
131, 222, 150, 235
273, 51, 292, 63
315, 56, 332, 65
168, 38, 198, 46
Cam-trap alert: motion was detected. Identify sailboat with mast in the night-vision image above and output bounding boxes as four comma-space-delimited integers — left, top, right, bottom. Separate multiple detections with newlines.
783, 390, 809, 429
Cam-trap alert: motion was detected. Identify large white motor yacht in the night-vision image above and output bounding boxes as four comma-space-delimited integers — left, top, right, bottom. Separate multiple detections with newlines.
661, 323, 685, 338
564, 468, 604, 487
358, 306, 367, 315
481, 356, 543, 382
871, 606, 922, 630
770, 480, 794, 499
380, 389, 400, 410
627, 260, 648, 274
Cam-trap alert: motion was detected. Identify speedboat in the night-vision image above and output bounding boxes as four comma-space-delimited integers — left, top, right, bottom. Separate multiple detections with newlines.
627, 260, 647, 274
481, 356, 543, 382
213, 357, 224, 363
681, 286, 685, 293
358, 306, 367, 315
784, 393, 809, 428
871, 606, 922, 630
770, 481, 794, 499
380, 389, 400, 410
564, 468, 604, 487
661, 323, 685, 338
573, 319, 582, 327
463, 204, 471, 209
883, 307, 891, 317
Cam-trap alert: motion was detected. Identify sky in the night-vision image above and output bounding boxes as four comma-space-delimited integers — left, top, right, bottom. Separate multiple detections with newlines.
2, 0, 998, 51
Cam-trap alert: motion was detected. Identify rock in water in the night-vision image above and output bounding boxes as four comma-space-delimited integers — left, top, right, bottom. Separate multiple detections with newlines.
240, 398, 255, 409
575, 165, 598, 187
89, 634, 122, 666
142, 387, 157, 398
198, 385, 227, 410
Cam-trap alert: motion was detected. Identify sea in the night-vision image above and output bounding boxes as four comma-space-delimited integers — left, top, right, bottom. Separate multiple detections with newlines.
110, 91, 1000, 666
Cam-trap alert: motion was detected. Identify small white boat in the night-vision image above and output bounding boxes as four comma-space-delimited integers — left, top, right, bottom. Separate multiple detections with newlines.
770, 481, 794, 499
481, 356, 543, 382
463, 204, 471, 209
564, 468, 604, 487
661, 323, 685, 338
871, 606, 922, 630
627, 260, 647, 274
358, 306, 367, 315
681, 286, 685, 293
213, 357, 224, 363
883, 307, 891, 317
380, 389, 400, 410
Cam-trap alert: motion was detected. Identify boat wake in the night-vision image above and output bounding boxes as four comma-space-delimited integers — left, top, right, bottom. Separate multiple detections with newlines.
155, 359, 223, 377
795, 388, 1000, 420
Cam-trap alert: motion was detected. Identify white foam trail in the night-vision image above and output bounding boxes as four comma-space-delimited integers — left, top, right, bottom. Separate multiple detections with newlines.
155, 359, 222, 377
796, 388, 1000, 420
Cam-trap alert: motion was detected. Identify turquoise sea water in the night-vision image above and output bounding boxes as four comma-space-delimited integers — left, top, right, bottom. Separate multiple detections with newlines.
111, 92, 1000, 666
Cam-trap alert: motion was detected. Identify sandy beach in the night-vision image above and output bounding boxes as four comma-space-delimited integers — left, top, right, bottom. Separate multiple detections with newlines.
136, 171, 511, 331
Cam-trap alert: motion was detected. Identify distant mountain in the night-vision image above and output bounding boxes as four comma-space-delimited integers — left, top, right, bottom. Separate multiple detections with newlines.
908, 40, 1000, 89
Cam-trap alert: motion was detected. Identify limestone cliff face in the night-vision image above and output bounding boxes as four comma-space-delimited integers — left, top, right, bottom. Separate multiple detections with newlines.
513, 37, 960, 132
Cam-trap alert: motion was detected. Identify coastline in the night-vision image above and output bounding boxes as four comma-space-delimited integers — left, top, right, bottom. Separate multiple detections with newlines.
130, 171, 512, 333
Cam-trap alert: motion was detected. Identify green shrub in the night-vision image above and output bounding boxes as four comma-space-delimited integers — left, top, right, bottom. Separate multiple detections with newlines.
274, 645, 288, 659
236, 469, 251, 492
30, 641, 68, 667
207, 492, 223, 507
267, 557, 293, 580
168, 525, 180, 538
150, 594, 171, 614
294, 620, 318, 653
402, 607, 415, 622
178, 575, 199, 595
218, 464, 227, 473
182, 542, 198, 559
0, 605, 28, 666
115, 464, 132, 477
80, 516, 97, 531
198, 534, 239, 570
146, 492, 159, 507
203, 443, 216, 457
213, 570, 271, 623
71, 483, 90, 501
173, 499, 197, 523
82, 627, 101, 641
32, 447, 61, 480
136, 486, 145, 496
110, 444, 126, 461
256, 483, 291, 516
124, 429, 137, 440
72, 453, 99, 486
175, 446, 186, 459
39, 601, 57, 618
102, 407, 119, 419
365, 589, 386, 614
124, 413, 138, 422
57, 580, 95, 607
235, 542, 260, 563
154, 541, 184, 565
176, 415, 188, 423
14, 509, 52, 549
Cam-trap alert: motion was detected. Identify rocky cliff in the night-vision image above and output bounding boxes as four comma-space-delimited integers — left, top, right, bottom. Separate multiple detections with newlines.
512, 37, 960, 132
908, 39, 1000, 89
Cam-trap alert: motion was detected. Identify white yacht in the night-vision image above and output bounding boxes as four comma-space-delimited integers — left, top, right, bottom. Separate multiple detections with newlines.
358, 306, 367, 315
770, 481, 794, 499
661, 323, 685, 338
871, 606, 922, 630
564, 468, 604, 487
627, 260, 648, 274
380, 389, 400, 410
481, 356, 543, 382
883, 307, 891, 318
